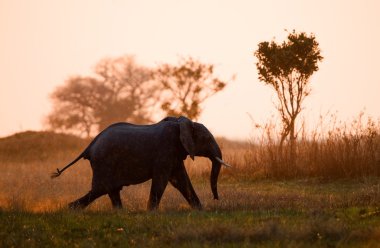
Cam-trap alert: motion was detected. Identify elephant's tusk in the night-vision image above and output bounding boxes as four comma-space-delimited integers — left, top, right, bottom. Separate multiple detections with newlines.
215, 157, 232, 168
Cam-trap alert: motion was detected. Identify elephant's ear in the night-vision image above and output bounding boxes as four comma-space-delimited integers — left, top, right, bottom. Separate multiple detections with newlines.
178, 116, 195, 160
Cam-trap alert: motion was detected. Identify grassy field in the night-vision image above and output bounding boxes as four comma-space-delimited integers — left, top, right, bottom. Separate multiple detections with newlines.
1, 131, 380, 247
1, 161, 380, 247
1, 179, 380, 247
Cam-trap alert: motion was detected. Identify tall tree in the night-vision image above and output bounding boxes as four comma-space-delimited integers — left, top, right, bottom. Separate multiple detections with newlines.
154, 56, 229, 120
47, 56, 156, 137
254, 30, 323, 161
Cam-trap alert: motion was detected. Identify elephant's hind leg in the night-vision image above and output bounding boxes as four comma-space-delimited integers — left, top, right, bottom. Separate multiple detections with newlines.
68, 190, 104, 209
108, 188, 123, 209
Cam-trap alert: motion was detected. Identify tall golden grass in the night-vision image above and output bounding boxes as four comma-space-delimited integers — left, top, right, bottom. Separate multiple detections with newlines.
0, 113, 379, 212
223, 113, 380, 179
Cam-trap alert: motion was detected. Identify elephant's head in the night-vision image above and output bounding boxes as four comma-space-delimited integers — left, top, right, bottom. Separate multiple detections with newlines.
167, 116, 231, 200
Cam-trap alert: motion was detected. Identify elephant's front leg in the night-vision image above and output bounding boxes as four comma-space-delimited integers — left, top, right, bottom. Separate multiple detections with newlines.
147, 173, 170, 211
169, 162, 202, 210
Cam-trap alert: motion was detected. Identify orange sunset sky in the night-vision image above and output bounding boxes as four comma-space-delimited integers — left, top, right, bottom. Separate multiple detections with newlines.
1, 0, 379, 140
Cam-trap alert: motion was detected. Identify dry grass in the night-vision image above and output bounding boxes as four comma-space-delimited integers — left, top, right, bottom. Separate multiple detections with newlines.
1, 157, 380, 213
225, 113, 380, 179
1, 127, 380, 246
1, 159, 380, 247
0, 113, 379, 211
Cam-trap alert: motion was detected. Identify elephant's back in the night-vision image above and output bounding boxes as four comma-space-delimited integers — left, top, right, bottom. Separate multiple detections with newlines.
88, 122, 180, 161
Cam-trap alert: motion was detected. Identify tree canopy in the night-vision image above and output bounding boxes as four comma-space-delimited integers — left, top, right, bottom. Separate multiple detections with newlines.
47, 56, 156, 137
154, 56, 228, 120
254, 30, 323, 158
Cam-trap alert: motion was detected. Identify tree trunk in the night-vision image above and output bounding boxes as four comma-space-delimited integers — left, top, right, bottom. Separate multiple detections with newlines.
289, 119, 296, 170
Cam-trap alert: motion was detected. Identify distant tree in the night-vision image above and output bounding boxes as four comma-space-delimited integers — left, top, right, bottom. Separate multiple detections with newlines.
93, 56, 157, 129
254, 30, 323, 161
47, 56, 156, 137
154, 56, 229, 120
47, 76, 103, 137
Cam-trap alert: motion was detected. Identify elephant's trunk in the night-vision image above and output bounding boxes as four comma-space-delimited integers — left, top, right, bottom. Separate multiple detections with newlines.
210, 159, 221, 200
210, 145, 223, 200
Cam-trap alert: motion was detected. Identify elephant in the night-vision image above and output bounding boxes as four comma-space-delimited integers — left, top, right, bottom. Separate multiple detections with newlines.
51, 116, 231, 210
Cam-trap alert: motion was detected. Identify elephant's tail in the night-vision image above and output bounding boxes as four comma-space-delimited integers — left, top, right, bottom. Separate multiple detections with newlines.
50, 150, 87, 179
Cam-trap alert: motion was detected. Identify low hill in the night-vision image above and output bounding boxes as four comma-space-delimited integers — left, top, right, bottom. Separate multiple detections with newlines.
0, 131, 89, 163
0, 131, 246, 163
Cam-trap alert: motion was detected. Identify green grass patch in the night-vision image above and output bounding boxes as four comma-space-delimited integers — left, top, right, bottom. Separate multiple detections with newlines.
2, 178, 380, 247
1, 209, 380, 247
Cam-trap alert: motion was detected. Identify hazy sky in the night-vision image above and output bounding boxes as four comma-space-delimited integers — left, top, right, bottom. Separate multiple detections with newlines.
1, 0, 379, 140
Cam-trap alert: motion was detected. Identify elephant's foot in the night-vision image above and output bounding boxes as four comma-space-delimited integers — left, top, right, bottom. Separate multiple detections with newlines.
191, 202, 203, 210
147, 202, 159, 211
67, 200, 86, 210
68, 201, 86, 210
112, 204, 123, 210
68, 191, 103, 210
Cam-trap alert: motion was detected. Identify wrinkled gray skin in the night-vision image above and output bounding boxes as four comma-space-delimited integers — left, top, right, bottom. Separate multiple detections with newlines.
52, 116, 225, 210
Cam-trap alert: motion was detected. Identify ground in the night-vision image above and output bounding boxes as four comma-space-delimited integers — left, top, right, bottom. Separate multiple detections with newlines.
1, 179, 380, 247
